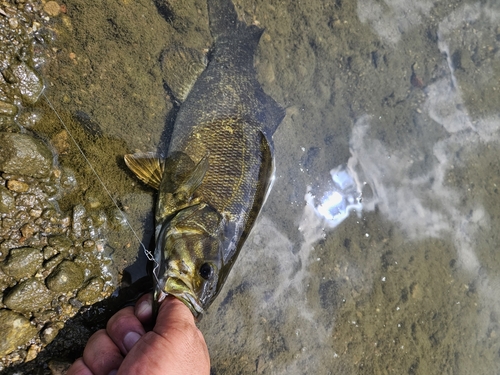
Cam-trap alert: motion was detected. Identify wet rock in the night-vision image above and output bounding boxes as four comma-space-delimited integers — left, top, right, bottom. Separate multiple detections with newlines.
40, 321, 64, 345
0, 184, 15, 213
72, 204, 86, 238
46, 260, 84, 293
0, 100, 18, 116
3, 278, 53, 314
0, 132, 53, 178
48, 235, 74, 257
25, 344, 40, 362
9, 63, 43, 104
0, 309, 38, 357
51, 130, 71, 155
6, 179, 29, 193
43, 1, 61, 17
2, 247, 43, 280
76, 277, 104, 305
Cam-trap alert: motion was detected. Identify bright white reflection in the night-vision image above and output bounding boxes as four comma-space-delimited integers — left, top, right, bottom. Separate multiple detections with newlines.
309, 166, 363, 228
300, 1, 499, 275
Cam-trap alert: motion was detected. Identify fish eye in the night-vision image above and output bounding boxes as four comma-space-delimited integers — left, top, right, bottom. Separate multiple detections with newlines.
199, 262, 214, 280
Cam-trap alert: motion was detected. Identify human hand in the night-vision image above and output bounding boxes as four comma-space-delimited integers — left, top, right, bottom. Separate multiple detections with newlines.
67, 293, 210, 375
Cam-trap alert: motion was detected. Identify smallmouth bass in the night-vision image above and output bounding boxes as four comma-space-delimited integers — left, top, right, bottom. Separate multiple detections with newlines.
125, 0, 284, 318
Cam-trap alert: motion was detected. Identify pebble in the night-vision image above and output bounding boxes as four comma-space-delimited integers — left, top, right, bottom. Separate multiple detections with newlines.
0, 100, 18, 116
48, 235, 73, 255
46, 260, 84, 293
76, 277, 104, 305
40, 322, 64, 345
0, 132, 53, 178
25, 344, 40, 362
6, 179, 29, 193
10, 63, 44, 104
3, 278, 53, 314
0, 185, 15, 213
0, 309, 38, 357
43, 1, 61, 17
1, 247, 43, 280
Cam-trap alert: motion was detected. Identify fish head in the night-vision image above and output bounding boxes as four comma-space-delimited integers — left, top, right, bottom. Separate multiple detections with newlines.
154, 204, 224, 319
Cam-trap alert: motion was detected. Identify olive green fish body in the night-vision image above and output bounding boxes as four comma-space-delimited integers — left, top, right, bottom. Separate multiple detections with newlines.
125, 0, 284, 318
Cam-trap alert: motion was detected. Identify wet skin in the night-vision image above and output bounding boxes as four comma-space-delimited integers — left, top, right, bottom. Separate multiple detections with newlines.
67, 294, 210, 375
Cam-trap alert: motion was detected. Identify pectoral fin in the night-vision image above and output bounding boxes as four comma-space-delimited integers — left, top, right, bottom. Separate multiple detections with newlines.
124, 152, 164, 190
157, 154, 210, 222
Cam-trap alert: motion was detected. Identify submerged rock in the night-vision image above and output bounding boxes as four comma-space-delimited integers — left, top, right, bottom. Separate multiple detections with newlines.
46, 260, 84, 293
3, 278, 53, 314
0, 132, 53, 178
0, 309, 37, 358
0, 185, 15, 214
1, 247, 43, 280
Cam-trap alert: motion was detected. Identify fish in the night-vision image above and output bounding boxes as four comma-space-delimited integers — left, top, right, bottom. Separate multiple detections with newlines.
124, 0, 284, 318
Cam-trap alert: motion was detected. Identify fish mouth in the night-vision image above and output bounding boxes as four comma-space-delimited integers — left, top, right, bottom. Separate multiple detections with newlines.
157, 275, 205, 319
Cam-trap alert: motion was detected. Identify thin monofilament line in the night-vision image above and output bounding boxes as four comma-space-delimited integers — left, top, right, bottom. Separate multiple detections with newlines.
42, 92, 160, 280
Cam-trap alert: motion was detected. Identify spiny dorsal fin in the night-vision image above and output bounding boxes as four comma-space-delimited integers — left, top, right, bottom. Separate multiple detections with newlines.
124, 152, 164, 190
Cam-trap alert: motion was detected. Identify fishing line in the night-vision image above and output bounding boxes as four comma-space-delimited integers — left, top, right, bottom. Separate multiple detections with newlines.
42, 92, 161, 283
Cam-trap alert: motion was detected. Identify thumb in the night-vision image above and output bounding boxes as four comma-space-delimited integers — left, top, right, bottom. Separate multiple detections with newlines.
118, 296, 210, 375
154, 296, 198, 335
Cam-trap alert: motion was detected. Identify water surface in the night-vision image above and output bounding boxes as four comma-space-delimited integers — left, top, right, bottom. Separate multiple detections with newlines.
37, 0, 500, 373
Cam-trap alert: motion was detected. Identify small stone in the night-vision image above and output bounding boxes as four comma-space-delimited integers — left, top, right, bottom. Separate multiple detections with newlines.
20, 223, 37, 238
29, 208, 43, 218
48, 235, 73, 252
10, 63, 43, 104
6, 179, 29, 192
0, 133, 53, 178
0, 100, 18, 116
51, 130, 71, 155
3, 278, 53, 314
2, 247, 43, 280
25, 344, 40, 362
43, 1, 61, 17
77, 277, 104, 305
40, 321, 64, 345
0, 309, 38, 357
0, 185, 15, 213
8, 17, 18, 29
46, 260, 84, 293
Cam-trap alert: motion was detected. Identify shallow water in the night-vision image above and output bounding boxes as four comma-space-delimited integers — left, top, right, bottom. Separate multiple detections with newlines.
23, 0, 500, 373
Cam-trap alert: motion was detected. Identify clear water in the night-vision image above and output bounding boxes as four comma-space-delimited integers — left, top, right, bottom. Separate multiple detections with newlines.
41, 0, 500, 373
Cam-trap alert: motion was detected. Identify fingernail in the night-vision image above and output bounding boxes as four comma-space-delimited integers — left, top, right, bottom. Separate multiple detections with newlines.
136, 299, 152, 319
123, 331, 141, 352
108, 371, 117, 375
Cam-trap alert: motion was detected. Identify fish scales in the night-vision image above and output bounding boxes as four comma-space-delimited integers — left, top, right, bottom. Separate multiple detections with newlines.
125, 0, 284, 318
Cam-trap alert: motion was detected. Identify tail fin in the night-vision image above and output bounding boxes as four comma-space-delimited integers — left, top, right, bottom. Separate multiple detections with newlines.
207, 0, 263, 49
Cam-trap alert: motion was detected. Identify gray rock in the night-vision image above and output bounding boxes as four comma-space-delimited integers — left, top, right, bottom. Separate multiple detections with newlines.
3, 278, 53, 314
0, 184, 15, 214
46, 260, 84, 293
0, 132, 53, 178
2, 247, 43, 280
0, 309, 38, 357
